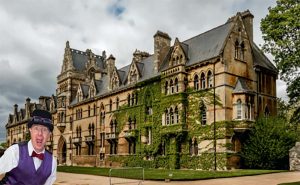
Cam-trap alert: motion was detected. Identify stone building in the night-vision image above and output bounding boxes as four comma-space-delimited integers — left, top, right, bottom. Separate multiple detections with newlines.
5, 10, 277, 169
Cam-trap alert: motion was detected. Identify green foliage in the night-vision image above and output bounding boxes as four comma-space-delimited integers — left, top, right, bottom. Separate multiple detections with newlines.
261, 0, 300, 113
0, 142, 7, 148
242, 116, 297, 169
261, 0, 299, 82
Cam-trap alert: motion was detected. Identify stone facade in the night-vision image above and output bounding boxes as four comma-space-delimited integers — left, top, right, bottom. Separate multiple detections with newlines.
290, 142, 300, 171
5, 10, 277, 169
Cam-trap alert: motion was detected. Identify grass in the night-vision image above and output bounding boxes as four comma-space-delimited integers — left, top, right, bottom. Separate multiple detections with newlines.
278, 183, 300, 185
57, 166, 286, 181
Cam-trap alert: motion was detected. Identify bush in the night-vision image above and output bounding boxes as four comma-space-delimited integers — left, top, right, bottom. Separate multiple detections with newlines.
242, 117, 297, 169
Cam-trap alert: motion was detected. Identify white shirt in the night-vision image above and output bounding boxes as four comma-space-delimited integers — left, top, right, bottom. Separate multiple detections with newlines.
0, 140, 57, 185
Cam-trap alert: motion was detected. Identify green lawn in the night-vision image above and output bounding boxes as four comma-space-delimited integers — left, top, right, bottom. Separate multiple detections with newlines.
57, 166, 286, 181
278, 183, 300, 185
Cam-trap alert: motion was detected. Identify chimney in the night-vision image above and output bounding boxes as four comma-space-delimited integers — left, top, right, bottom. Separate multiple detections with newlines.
106, 54, 116, 90
133, 49, 150, 63
25, 97, 31, 119
153, 31, 171, 72
241, 10, 254, 42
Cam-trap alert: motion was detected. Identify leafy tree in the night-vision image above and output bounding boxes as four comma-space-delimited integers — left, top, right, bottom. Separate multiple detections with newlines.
242, 117, 297, 169
261, 0, 300, 134
261, 0, 299, 84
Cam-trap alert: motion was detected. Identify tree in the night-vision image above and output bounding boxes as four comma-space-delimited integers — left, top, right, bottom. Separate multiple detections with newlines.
261, 0, 300, 104
261, 0, 300, 82
242, 117, 297, 169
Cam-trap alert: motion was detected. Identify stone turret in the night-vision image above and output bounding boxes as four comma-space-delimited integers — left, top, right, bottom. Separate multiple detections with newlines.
61, 41, 74, 73
13, 104, 18, 123
154, 31, 171, 72
107, 54, 116, 90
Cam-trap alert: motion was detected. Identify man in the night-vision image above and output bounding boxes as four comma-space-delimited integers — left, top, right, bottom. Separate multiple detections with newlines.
0, 109, 57, 185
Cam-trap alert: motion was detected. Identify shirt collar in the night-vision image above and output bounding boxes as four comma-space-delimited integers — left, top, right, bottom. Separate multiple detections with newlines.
28, 140, 45, 156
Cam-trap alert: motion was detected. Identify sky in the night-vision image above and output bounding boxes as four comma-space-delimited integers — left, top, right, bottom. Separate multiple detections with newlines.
0, 0, 285, 142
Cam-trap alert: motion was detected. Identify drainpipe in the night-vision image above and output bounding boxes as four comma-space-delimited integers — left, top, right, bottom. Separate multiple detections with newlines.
213, 60, 217, 171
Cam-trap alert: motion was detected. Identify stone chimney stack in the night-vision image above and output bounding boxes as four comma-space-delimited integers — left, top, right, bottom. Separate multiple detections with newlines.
14, 104, 18, 123
25, 97, 31, 119
153, 31, 171, 72
106, 54, 116, 90
241, 10, 254, 42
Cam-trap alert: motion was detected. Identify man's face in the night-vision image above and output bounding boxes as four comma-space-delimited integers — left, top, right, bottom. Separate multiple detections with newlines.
29, 124, 51, 153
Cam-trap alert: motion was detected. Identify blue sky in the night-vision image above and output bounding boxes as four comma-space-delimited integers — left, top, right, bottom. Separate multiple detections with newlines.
0, 0, 283, 143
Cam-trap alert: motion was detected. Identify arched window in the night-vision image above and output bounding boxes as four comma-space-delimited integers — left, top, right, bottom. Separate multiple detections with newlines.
200, 104, 207, 125
127, 94, 131, 106
109, 99, 112, 111
237, 99, 242, 119
170, 108, 174, 124
88, 124, 91, 135
175, 78, 179, 93
135, 92, 138, 105
165, 81, 168, 95
93, 104, 96, 116
131, 93, 135, 105
174, 106, 179, 124
92, 124, 95, 135
264, 105, 270, 117
100, 104, 105, 125
194, 75, 199, 90
200, 72, 206, 89
235, 40, 239, 58
166, 109, 170, 125
79, 126, 82, 137
116, 97, 119, 110
207, 71, 213, 88
88, 106, 91, 117
240, 42, 245, 60
170, 79, 174, 94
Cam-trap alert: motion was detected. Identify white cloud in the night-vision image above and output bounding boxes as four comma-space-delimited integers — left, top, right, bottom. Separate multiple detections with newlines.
0, 0, 282, 141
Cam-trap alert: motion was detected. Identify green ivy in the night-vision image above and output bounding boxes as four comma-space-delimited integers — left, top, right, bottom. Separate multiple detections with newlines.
108, 78, 241, 170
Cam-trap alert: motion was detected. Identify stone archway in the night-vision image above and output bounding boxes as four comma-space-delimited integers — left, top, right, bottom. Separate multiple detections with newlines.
57, 136, 67, 165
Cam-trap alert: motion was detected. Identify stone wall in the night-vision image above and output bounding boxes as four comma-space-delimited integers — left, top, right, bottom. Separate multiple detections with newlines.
290, 142, 300, 171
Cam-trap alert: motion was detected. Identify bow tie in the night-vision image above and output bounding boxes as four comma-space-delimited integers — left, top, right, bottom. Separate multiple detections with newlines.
32, 151, 44, 160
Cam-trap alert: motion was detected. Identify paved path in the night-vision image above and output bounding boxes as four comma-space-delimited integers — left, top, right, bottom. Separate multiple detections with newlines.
54, 171, 300, 185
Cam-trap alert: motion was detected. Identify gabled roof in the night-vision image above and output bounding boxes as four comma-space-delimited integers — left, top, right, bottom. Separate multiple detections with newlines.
233, 78, 254, 94
70, 49, 105, 72
81, 84, 90, 98
183, 22, 233, 66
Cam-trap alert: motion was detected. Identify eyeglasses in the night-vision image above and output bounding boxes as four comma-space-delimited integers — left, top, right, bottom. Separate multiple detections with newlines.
31, 125, 50, 134
31, 116, 52, 125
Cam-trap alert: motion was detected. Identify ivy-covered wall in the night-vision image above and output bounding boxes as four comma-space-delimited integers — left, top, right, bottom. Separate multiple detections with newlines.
107, 77, 245, 170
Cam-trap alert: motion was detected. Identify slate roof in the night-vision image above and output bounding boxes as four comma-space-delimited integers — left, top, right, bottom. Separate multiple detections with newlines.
233, 78, 255, 94
69, 12, 277, 104
71, 49, 105, 72
252, 43, 277, 73
183, 22, 233, 66
81, 84, 90, 98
